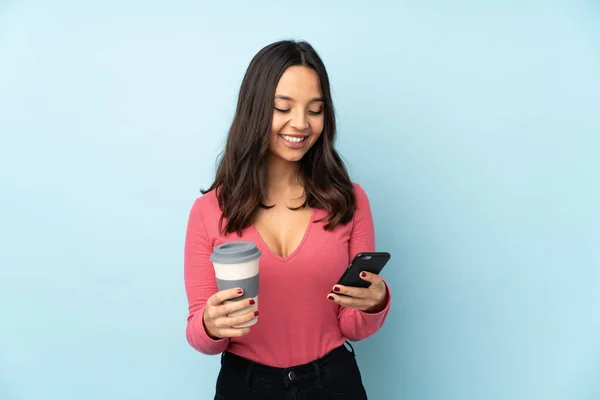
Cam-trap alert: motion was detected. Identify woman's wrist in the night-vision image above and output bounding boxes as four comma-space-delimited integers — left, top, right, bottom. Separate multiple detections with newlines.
364, 288, 389, 313
203, 308, 223, 340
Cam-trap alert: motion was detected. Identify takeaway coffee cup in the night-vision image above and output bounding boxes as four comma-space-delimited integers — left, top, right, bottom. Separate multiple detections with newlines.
210, 241, 261, 328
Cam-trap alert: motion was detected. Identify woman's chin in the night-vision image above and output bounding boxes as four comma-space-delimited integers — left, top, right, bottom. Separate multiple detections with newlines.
268, 148, 307, 163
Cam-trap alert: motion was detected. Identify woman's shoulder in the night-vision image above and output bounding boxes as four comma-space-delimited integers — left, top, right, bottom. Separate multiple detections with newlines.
349, 182, 372, 220
352, 182, 366, 194
189, 189, 221, 223
351, 182, 369, 202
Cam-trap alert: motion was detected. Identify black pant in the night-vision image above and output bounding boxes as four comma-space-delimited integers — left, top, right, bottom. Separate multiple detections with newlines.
214, 343, 368, 400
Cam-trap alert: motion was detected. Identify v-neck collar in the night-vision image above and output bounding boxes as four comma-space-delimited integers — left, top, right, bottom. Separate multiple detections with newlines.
251, 207, 316, 262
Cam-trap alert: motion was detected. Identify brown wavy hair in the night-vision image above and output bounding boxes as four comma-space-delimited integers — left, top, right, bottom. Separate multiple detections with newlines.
202, 40, 356, 235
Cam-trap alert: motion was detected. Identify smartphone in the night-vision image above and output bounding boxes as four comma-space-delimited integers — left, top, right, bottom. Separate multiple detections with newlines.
335, 252, 391, 290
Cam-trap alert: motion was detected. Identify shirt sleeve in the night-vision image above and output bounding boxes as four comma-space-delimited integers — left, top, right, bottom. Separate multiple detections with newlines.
338, 184, 392, 342
184, 197, 230, 354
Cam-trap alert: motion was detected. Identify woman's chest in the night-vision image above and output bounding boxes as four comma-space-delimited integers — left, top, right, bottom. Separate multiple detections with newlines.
253, 206, 314, 260
214, 212, 353, 295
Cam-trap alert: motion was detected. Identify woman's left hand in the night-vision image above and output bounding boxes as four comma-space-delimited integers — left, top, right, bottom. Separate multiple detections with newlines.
327, 271, 388, 313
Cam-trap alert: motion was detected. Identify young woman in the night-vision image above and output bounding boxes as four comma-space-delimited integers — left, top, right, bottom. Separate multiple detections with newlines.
184, 40, 391, 400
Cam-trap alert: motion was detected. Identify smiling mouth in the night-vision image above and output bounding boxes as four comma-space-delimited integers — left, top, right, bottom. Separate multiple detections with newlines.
279, 134, 307, 143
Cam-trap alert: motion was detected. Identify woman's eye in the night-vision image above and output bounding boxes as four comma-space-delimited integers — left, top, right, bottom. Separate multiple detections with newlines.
274, 107, 323, 115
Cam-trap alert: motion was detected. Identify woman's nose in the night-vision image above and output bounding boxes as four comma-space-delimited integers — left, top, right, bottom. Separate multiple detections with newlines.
289, 109, 308, 130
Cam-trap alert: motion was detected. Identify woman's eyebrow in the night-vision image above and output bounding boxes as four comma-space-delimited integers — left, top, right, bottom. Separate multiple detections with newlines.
274, 95, 324, 102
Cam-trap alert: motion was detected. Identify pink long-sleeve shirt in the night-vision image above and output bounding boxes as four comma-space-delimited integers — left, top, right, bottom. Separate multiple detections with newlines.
183, 183, 391, 368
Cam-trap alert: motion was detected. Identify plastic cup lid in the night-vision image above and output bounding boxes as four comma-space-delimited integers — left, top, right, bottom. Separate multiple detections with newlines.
209, 241, 261, 264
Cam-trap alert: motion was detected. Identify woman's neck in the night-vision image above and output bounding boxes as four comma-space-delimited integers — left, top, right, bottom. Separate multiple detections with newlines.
265, 154, 304, 205
266, 154, 301, 188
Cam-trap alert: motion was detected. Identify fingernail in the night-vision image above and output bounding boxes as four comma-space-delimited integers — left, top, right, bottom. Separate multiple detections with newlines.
328, 295, 335, 301
237, 289, 243, 294
333, 286, 340, 292
249, 299, 255, 305
254, 311, 259, 316
361, 272, 367, 278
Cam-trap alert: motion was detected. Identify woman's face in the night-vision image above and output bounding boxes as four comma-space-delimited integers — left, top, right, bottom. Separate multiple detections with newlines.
269, 66, 325, 162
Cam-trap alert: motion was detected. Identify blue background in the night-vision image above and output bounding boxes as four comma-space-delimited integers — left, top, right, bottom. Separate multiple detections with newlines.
1, 1, 599, 399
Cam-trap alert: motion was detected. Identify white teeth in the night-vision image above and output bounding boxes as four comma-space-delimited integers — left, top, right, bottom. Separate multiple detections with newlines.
281, 135, 306, 143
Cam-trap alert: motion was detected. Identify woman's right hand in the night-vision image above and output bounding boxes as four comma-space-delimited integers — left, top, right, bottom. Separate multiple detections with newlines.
203, 288, 258, 339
